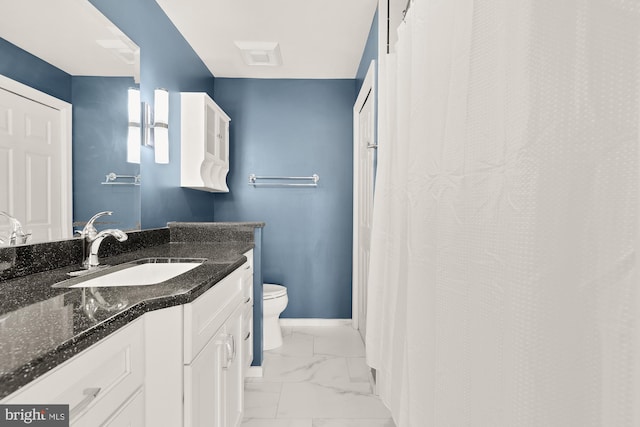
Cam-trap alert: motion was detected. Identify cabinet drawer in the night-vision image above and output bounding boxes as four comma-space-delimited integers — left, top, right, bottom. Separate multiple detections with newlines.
184, 266, 244, 364
4, 318, 144, 425
97, 387, 145, 427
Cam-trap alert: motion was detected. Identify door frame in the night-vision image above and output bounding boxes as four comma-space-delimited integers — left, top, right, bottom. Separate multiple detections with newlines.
0, 74, 73, 239
352, 60, 376, 330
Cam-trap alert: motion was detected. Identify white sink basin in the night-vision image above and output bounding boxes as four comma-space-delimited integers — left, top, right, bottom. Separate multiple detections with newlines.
55, 258, 206, 288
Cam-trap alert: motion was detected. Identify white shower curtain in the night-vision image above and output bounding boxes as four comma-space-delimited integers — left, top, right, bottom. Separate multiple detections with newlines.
366, 0, 640, 426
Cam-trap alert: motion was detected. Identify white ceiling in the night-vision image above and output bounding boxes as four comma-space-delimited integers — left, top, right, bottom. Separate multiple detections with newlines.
155, 0, 379, 79
0, 0, 377, 80
0, 0, 139, 78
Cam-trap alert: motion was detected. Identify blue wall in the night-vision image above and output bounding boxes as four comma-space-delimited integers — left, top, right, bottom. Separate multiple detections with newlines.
72, 77, 141, 232
91, 0, 217, 229
214, 79, 355, 319
0, 37, 72, 103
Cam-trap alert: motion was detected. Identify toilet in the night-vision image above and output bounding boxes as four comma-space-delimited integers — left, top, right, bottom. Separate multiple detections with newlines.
263, 283, 288, 350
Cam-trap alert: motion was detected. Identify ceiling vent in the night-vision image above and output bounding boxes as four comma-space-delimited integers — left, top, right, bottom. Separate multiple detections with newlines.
96, 25, 139, 66
234, 41, 282, 66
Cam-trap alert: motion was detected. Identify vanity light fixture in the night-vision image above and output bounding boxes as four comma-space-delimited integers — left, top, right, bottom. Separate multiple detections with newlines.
141, 88, 170, 164
153, 88, 169, 164
126, 87, 141, 164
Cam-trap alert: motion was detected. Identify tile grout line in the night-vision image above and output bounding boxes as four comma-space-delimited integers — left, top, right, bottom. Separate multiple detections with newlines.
273, 379, 284, 420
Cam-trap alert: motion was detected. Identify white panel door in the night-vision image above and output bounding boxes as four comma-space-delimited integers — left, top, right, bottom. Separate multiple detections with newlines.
356, 91, 375, 342
0, 84, 70, 244
353, 61, 377, 342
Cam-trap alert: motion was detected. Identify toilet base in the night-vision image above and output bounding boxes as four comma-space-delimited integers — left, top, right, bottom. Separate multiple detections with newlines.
263, 315, 283, 350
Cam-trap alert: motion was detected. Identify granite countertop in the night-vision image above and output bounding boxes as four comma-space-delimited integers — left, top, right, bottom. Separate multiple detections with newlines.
0, 240, 254, 399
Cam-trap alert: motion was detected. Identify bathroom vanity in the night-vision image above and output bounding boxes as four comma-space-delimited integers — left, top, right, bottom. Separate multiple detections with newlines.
0, 222, 263, 427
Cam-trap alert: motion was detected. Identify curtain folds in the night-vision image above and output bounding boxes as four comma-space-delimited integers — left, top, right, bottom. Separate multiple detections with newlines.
366, 1, 640, 426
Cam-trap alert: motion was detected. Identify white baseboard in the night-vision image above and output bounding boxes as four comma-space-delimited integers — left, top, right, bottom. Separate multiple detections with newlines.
245, 366, 263, 378
279, 318, 353, 327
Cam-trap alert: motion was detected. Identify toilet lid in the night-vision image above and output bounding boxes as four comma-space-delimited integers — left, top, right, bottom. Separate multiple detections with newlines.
264, 284, 287, 300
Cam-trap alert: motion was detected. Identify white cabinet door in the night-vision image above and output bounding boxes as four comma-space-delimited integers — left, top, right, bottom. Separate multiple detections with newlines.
180, 92, 230, 193
225, 306, 244, 427
184, 329, 227, 427
184, 311, 244, 427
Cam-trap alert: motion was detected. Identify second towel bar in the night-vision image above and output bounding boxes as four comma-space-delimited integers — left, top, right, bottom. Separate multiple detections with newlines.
248, 174, 319, 187
101, 172, 141, 186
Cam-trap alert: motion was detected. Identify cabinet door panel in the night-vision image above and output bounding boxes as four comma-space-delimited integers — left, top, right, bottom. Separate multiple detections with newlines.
226, 307, 244, 427
184, 330, 226, 427
206, 104, 216, 156
216, 114, 228, 162
180, 92, 230, 192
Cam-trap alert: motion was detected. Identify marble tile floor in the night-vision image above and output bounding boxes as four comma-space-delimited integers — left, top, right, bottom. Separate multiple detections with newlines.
242, 325, 396, 427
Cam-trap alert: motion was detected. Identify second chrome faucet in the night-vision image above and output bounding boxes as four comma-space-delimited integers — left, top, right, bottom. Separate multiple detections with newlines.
0, 211, 31, 246
80, 211, 128, 270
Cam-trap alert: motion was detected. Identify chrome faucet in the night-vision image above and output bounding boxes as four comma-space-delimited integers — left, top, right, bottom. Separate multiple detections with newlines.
80, 211, 112, 241
85, 228, 128, 268
80, 211, 128, 269
0, 211, 31, 245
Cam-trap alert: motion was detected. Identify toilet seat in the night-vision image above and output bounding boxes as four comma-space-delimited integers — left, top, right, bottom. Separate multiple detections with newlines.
264, 284, 287, 300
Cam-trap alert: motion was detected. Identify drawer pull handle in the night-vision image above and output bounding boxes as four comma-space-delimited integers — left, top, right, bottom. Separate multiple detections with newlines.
230, 335, 236, 362
223, 335, 236, 369
223, 339, 232, 369
70, 387, 101, 419
244, 297, 251, 304
244, 331, 251, 341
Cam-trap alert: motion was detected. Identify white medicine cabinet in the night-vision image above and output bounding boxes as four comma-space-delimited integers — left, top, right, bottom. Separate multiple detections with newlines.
180, 92, 230, 192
